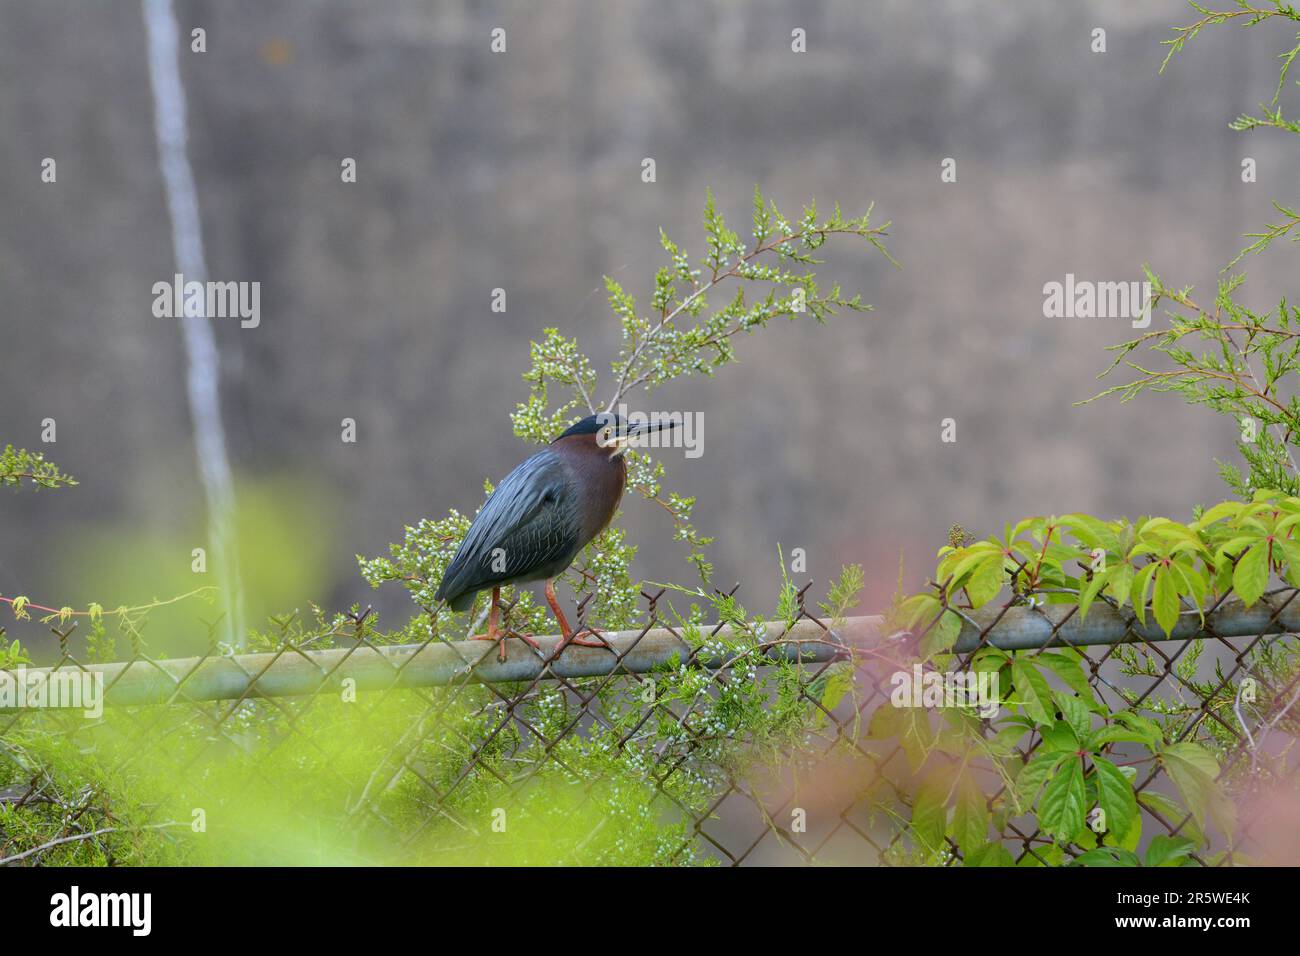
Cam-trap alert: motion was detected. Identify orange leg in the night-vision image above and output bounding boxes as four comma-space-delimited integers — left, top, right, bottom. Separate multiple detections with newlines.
470, 587, 543, 661
468, 587, 506, 661
545, 580, 609, 652
571, 621, 606, 644
544, 579, 571, 638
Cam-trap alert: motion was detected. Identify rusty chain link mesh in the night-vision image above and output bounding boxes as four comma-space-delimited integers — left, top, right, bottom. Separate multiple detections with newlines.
1, 577, 1298, 866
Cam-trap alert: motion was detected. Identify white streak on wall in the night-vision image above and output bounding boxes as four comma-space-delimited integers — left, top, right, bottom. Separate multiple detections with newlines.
142, 0, 245, 647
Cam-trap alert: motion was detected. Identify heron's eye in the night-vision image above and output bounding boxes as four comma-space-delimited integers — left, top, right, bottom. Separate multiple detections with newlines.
601, 426, 614, 444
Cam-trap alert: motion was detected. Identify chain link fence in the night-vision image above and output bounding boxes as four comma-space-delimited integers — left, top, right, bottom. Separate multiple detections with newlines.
1, 579, 1298, 866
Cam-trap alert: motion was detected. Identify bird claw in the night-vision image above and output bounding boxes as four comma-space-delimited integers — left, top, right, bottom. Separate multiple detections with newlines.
468, 632, 505, 663
561, 624, 611, 650
509, 631, 542, 652
470, 630, 542, 662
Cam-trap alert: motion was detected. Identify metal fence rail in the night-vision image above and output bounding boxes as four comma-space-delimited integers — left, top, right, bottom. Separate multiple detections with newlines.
9, 595, 1300, 703
4, 617, 875, 706
1, 583, 1298, 866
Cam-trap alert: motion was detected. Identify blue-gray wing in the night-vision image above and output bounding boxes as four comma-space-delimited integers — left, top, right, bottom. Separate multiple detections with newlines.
434, 449, 580, 609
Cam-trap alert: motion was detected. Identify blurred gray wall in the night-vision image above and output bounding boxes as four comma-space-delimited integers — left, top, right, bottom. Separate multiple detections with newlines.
2, 0, 1297, 636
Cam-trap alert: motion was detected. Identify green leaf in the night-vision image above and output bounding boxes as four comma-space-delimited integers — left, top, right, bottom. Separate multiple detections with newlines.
1171, 556, 1207, 611
1152, 564, 1182, 637
1107, 562, 1134, 609
1232, 541, 1270, 607
1165, 741, 1218, 774
920, 608, 963, 657
949, 773, 989, 853
1015, 751, 1068, 810
1214, 534, 1258, 567
1055, 692, 1092, 741
897, 594, 939, 630
1086, 724, 1151, 750
1040, 719, 1080, 753
965, 554, 1005, 608
1275, 536, 1300, 587
1113, 711, 1165, 748
1130, 562, 1158, 626
1112, 808, 1142, 852
964, 842, 1014, 867
1070, 846, 1142, 867
1144, 834, 1196, 867
1034, 652, 1101, 708
1061, 513, 1121, 553
939, 546, 993, 589
869, 702, 940, 772
971, 647, 1009, 672
1038, 756, 1087, 842
910, 773, 950, 856
1138, 790, 1206, 848
1162, 743, 1235, 837
1078, 566, 1112, 621
1091, 756, 1137, 844
982, 724, 1025, 758
817, 661, 854, 713
1011, 658, 1055, 726
1194, 500, 1243, 528
1018, 843, 1065, 867
865, 700, 904, 740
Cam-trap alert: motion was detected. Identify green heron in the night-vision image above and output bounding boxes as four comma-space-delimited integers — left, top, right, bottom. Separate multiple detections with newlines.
435, 413, 675, 660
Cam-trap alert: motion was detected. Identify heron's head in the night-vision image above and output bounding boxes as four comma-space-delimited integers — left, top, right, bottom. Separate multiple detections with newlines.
555, 412, 678, 458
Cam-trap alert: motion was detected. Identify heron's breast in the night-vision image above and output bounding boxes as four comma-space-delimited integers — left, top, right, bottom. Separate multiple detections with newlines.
573, 455, 626, 544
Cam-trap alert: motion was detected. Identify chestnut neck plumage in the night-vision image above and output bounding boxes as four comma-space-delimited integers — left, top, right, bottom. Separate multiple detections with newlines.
551, 432, 627, 542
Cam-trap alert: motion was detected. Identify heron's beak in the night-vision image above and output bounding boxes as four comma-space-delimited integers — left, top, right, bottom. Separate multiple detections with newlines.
610, 418, 679, 455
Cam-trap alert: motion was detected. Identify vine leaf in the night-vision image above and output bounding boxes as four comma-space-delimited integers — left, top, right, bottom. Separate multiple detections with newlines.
1039, 757, 1087, 842
1138, 790, 1206, 848
1232, 541, 1270, 607
1055, 692, 1092, 740
1152, 564, 1182, 636
1016, 751, 1068, 811
910, 771, 951, 856
950, 772, 989, 854
1092, 755, 1138, 846
1035, 651, 1102, 709
1161, 742, 1235, 838
1144, 834, 1196, 867
1011, 659, 1054, 726
920, 608, 962, 657
964, 842, 1014, 867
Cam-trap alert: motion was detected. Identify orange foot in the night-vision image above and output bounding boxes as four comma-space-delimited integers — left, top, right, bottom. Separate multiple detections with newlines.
560, 624, 611, 651
470, 631, 542, 661
508, 631, 542, 652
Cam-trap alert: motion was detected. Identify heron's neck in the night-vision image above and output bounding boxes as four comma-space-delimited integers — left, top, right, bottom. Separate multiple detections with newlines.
554, 435, 627, 540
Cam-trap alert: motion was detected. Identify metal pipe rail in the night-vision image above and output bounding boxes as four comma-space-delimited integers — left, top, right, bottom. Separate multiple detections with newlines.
5, 595, 1299, 707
